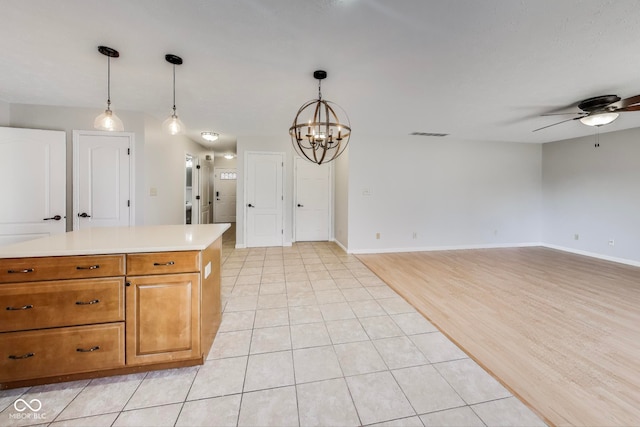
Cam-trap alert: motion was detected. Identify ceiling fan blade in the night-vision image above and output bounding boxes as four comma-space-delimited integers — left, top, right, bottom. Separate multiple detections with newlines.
540, 112, 584, 116
532, 117, 581, 132
610, 94, 640, 110
616, 104, 640, 112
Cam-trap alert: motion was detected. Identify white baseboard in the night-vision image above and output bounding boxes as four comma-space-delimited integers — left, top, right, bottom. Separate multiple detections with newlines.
348, 242, 540, 255
541, 244, 640, 267
235, 243, 246, 249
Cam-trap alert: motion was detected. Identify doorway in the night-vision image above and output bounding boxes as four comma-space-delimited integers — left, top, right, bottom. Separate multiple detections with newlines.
294, 157, 332, 241
185, 154, 199, 224
213, 168, 237, 223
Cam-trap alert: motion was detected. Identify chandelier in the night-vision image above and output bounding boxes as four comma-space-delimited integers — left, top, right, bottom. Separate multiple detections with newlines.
289, 70, 351, 165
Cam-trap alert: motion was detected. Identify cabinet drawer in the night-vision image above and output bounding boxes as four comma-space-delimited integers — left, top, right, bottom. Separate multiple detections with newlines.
0, 278, 124, 333
127, 251, 200, 275
0, 323, 125, 382
0, 255, 125, 284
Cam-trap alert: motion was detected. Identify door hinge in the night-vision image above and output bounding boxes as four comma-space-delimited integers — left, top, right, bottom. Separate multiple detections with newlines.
196, 165, 201, 169
127, 200, 130, 207
281, 229, 283, 234
196, 195, 201, 200
281, 195, 283, 200
127, 148, 130, 155
282, 162, 284, 167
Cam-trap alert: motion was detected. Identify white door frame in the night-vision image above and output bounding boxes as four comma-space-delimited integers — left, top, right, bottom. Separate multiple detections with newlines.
73, 130, 135, 230
244, 151, 285, 247
293, 158, 333, 242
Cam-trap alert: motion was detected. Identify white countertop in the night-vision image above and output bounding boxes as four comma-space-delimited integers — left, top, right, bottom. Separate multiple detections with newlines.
0, 224, 231, 258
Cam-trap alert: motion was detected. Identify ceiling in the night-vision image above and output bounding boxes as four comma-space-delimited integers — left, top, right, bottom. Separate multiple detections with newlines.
2, 0, 640, 151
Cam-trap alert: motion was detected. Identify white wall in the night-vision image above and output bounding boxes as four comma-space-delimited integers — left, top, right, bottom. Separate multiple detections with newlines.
334, 146, 349, 248
0, 100, 9, 126
8, 103, 212, 228
347, 135, 542, 253
9, 104, 146, 230
542, 128, 640, 264
143, 115, 211, 225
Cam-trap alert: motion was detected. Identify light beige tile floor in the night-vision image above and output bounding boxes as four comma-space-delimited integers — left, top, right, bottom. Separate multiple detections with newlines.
0, 227, 546, 427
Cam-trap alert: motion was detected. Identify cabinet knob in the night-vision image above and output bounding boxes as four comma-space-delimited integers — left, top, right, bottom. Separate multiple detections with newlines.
125, 282, 131, 287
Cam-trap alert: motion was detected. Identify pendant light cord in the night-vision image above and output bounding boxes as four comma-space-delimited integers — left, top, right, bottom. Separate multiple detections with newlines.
107, 56, 112, 109
172, 64, 177, 113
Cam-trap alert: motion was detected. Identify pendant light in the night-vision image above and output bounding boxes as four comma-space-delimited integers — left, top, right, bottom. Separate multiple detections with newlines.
163, 54, 184, 135
94, 46, 124, 132
289, 70, 351, 165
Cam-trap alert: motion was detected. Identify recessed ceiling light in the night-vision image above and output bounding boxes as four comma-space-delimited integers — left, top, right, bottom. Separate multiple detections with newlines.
224, 153, 235, 160
201, 132, 219, 141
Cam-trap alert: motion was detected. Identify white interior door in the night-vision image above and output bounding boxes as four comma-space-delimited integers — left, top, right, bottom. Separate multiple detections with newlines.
246, 152, 284, 247
295, 158, 331, 241
74, 131, 133, 230
213, 168, 237, 223
199, 160, 211, 224
0, 127, 66, 246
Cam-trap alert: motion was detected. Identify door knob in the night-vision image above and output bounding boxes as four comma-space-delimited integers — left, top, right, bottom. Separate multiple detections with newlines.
247, 204, 255, 208
297, 204, 304, 207
78, 212, 91, 218
43, 215, 62, 221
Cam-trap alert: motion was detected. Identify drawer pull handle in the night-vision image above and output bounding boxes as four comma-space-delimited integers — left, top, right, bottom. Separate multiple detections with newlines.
9, 353, 35, 360
6, 304, 33, 311
7, 268, 34, 274
76, 346, 100, 353
153, 261, 175, 266
75, 299, 100, 305
76, 265, 100, 270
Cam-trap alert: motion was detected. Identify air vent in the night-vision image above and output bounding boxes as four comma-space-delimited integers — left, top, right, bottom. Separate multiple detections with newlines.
410, 132, 449, 137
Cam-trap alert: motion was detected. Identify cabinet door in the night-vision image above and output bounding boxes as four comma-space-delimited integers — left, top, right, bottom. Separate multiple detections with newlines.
126, 273, 200, 365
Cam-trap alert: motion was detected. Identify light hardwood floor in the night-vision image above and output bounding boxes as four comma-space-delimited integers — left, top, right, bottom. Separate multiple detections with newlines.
358, 247, 640, 427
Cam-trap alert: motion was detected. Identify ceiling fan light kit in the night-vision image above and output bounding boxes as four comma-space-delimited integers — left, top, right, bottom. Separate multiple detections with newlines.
289, 70, 351, 165
94, 46, 124, 132
579, 112, 619, 127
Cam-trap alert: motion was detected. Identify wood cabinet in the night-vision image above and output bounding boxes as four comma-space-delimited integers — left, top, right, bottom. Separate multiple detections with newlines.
0, 237, 222, 389
126, 271, 200, 365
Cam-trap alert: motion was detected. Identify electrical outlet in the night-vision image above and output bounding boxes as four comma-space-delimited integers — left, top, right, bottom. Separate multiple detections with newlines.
608, 239, 615, 246
574, 234, 579, 240
376, 232, 380, 240
412, 232, 418, 239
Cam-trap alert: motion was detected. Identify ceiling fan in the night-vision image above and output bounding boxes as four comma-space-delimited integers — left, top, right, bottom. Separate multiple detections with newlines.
533, 94, 640, 132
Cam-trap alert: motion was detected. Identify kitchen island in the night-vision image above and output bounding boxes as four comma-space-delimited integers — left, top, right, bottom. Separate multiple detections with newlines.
0, 224, 230, 389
